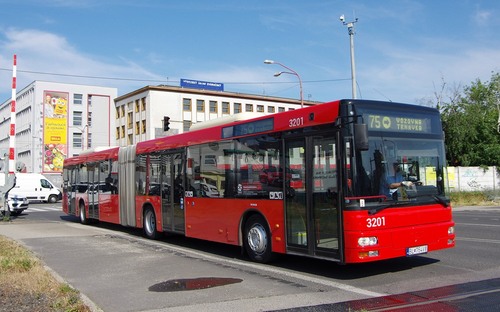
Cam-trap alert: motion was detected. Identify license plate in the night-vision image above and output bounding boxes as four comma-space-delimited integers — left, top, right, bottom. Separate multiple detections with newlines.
406, 245, 428, 256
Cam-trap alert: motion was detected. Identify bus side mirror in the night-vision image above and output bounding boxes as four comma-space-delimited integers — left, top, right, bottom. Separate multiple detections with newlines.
354, 124, 369, 151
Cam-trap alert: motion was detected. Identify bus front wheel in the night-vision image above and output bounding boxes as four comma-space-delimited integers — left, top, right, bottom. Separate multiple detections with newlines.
244, 214, 273, 263
143, 207, 158, 239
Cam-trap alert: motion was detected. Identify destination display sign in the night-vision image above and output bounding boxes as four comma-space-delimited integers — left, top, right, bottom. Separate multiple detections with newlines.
366, 114, 431, 133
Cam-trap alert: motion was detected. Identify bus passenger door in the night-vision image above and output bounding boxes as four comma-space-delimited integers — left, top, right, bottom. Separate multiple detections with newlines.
285, 136, 340, 259
161, 152, 185, 234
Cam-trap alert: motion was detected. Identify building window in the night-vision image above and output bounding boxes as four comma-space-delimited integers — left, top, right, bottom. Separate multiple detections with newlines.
245, 104, 253, 112
135, 100, 140, 112
257, 105, 264, 112
234, 103, 241, 113
116, 127, 120, 139
74, 94, 83, 105
278, 107, 285, 112
73, 133, 82, 148
116, 107, 120, 118
87, 133, 92, 149
268, 106, 275, 113
141, 120, 146, 134
121, 106, 125, 117
73, 111, 82, 126
141, 97, 146, 111
183, 98, 192, 111
196, 99, 205, 112
209, 100, 217, 113
87, 112, 92, 127
289, 108, 295, 111
183, 120, 192, 132
222, 102, 230, 114
135, 121, 140, 135
121, 125, 125, 138
127, 112, 133, 129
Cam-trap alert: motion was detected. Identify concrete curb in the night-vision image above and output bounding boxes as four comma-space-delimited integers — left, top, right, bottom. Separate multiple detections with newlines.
43, 264, 103, 312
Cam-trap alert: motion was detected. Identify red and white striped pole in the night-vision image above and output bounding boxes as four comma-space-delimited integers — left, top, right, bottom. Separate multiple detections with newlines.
9, 54, 17, 174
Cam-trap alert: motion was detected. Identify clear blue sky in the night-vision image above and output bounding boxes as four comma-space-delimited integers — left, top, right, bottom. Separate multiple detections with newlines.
1, 0, 499, 105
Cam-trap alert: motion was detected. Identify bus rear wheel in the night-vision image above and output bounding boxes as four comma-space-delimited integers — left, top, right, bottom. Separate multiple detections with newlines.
244, 214, 273, 263
79, 203, 88, 225
143, 207, 158, 239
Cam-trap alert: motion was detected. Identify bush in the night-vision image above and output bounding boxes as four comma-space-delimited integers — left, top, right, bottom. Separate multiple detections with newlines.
449, 190, 500, 206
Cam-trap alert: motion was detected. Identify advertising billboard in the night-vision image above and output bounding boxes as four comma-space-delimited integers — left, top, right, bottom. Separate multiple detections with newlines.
180, 78, 224, 91
43, 91, 68, 173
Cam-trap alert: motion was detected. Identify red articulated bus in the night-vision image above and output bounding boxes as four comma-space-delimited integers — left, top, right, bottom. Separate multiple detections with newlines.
62, 99, 455, 264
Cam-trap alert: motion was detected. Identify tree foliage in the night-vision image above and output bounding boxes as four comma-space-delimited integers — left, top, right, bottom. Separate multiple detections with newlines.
440, 72, 500, 166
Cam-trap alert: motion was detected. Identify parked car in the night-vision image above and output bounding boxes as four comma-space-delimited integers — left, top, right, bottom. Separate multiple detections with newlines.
6, 193, 29, 216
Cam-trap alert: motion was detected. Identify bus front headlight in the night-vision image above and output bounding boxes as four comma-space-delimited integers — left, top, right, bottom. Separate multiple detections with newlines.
358, 236, 378, 247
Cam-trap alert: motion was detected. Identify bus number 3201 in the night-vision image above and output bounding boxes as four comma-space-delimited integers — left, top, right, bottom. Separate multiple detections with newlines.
366, 217, 386, 228
289, 117, 304, 128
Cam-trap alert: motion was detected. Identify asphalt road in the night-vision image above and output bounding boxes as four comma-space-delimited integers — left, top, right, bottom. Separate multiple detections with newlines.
1, 203, 499, 312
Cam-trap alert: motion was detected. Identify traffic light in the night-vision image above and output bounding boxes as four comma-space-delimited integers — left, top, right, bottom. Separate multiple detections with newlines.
163, 116, 170, 131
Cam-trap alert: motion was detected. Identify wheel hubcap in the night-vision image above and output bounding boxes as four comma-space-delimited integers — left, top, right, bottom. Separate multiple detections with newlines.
145, 211, 155, 234
247, 224, 267, 254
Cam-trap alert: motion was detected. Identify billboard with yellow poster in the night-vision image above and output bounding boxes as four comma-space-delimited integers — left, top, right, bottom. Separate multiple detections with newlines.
43, 91, 68, 172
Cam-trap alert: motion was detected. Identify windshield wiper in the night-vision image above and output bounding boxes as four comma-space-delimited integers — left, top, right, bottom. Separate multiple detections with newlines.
433, 195, 450, 207
368, 196, 449, 215
368, 203, 394, 215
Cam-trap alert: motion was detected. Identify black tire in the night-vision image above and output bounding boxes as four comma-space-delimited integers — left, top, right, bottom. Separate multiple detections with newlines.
143, 207, 158, 239
79, 202, 88, 225
48, 195, 58, 203
244, 214, 273, 263
10, 210, 22, 216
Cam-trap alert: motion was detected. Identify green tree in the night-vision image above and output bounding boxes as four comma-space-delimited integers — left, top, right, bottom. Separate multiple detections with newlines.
440, 72, 500, 166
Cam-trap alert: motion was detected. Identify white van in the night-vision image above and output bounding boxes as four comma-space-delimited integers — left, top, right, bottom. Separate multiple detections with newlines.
10, 173, 62, 203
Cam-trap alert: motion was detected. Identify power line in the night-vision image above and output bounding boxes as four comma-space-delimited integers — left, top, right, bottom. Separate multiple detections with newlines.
0, 67, 351, 86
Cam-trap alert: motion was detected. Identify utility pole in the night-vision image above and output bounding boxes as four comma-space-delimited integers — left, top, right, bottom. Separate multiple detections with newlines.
340, 15, 359, 99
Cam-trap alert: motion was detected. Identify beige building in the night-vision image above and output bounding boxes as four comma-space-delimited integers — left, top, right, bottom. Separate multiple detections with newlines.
114, 84, 316, 145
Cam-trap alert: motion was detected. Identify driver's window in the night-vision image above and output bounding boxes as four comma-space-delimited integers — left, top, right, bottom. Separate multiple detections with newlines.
40, 179, 51, 189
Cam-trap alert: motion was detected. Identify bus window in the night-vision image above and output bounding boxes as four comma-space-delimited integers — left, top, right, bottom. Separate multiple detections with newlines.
136, 154, 147, 195
187, 141, 231, 198
233, 135, 281, 199
77, 164, 88, 193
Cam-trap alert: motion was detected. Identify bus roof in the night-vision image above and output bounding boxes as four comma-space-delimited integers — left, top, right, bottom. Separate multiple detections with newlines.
135, 100, 341, 155
63, 146, 119, 166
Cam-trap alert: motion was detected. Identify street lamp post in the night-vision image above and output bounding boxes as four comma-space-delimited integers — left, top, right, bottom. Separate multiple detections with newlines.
80, 124, 89, 151
264, 60, 303, 108
340, 15, 358, 99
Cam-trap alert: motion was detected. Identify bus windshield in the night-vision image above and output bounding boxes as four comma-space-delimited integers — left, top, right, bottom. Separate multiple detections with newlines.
351, 135, 448, 210
344, 101, 449, 211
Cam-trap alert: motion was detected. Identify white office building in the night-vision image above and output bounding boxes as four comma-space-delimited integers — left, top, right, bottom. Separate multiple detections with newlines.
0, 81, 117, 185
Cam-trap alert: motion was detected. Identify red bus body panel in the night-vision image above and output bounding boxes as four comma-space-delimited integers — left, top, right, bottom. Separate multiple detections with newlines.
184, 197, 286, 253
343, 204, 455, 263
98, 194, 120, 224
